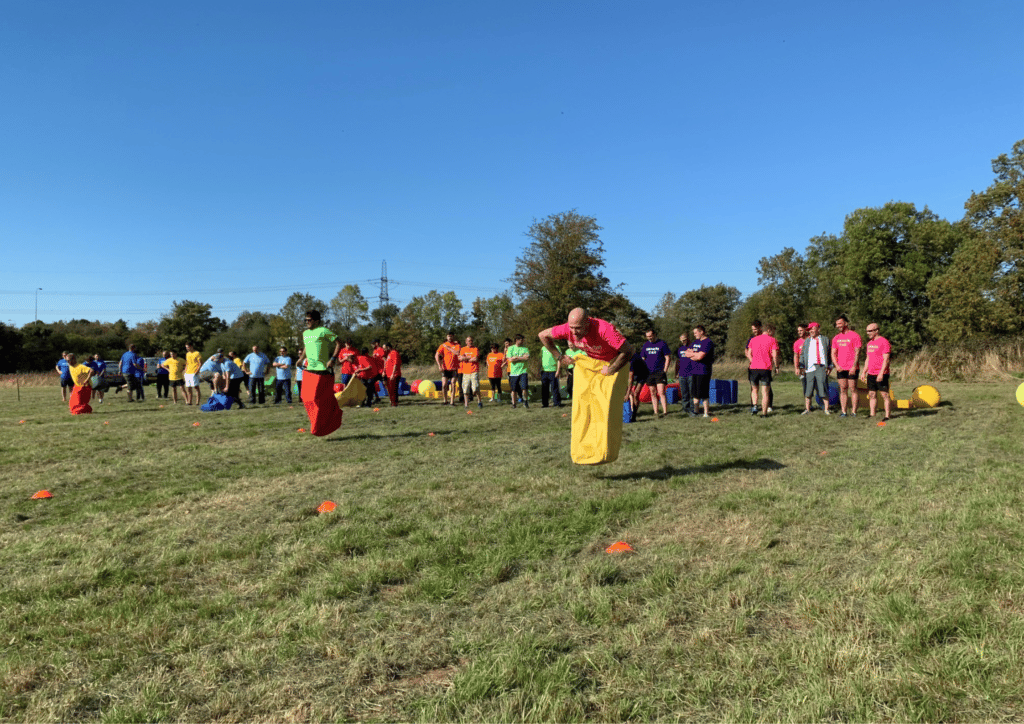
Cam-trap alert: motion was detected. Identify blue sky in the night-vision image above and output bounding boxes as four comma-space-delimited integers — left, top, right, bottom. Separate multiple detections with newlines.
2, 0, 1021, 329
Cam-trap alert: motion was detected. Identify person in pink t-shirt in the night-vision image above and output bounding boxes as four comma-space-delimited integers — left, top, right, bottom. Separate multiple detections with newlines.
860, 322, 892, 421
792, 323, 808, 378
830, 315, 862, 417
538, 307, 633, 375
744, 320, 779, 417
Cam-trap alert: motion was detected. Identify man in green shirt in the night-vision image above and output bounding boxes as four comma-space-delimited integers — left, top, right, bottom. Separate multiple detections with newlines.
504, 334, 531, 409
540, 343, 563, 408
295, 309, 343, 436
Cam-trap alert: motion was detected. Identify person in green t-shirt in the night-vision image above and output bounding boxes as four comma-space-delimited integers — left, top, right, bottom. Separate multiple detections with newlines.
504, 334, 531, 409
295, 309, 343, 436
540, 343, 563, 408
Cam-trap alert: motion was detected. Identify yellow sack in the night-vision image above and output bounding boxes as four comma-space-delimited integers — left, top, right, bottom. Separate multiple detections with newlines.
570, 355, 629, 465
334, 377, 366, 408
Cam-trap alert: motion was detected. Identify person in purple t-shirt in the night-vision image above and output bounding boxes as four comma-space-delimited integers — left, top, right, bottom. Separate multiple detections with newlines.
685, 326, 715, 417
675, 332, 695, 416
640, 328, 671, 418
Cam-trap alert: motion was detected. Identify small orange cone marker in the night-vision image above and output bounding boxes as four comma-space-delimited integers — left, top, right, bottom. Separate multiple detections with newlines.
104, 421, 110, 425
297, 428, 305, 433
317, 501, 336, 513
192, 422, 201, 427
19, 420, 25, 424
31, 490, 52, 499
467, 410, 473, 415
605, 541, 634, 553
159, 405, 165, 409
428, 432, 435, 437
562, 413, 568, 418
711, 417, 719, 422
877, 421, 886, 427
373, 407, 380, 412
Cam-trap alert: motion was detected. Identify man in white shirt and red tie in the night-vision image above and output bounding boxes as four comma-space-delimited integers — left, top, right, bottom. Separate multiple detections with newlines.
798, 322, 832, 415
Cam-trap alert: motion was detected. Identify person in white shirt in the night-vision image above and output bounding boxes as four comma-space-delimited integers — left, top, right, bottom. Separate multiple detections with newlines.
797, 322, 832, 415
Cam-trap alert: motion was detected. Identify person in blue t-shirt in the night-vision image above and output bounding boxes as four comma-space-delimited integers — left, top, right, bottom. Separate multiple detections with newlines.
272, 347, 293, 404
243, 345, 271, 405
221, 356, 247, 409
118, 344, 145, 402
640, 328, 672, 418
88, 354, 108, 404
56, 352, 73, 402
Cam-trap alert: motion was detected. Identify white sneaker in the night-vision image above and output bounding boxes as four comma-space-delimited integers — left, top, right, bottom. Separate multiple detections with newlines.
767, 407, 773, 413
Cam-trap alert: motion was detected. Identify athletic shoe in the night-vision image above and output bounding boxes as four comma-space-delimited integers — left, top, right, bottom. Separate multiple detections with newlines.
703, 413, 710, 418
824, 410, 831, 415
750, 406, 757, 415
766, 407, 773, 413
800, 410, 809, 415
883, 416, 891, 421
478, 401, 483, 409
840, 413, 847, 418
851, 413, 857, 417
688, 411, 698, 417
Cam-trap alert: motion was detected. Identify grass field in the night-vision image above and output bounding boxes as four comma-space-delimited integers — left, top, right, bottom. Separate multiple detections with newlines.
2, 375, 1024, 722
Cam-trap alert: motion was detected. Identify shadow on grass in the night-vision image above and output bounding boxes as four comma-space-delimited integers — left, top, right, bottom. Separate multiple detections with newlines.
596, 457, 785, 481
327, 430, 457, 442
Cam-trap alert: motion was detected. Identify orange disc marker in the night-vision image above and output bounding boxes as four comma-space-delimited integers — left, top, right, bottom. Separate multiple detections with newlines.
605, 541, 634, 553
466, 410, 473, 415
562, 413, 568, 418
297, 428, 305, 433
877, 421, 886, 427
428, 432, 435, 437
373, 408, 380, 412
711, 417, 719, 422
159, 405, 165, 409
31, 490, 52, 499
819, 450, 827, 456
317, 501, 336, 513
18, 420, 25, 424
103, 421, 110, 425
192, 422, 201, 427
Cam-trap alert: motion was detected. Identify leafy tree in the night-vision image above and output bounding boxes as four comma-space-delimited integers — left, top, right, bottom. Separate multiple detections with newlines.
329, 284, 370, 331
806, 202, 961, 350
653, 283, 740, 350
962, 138, 1024, 324
370, 303, 400, 332
279, 292, 328, 347
595, 293, 652, 341
470, 293, 516, 341
231, 310, 275, 330
157, 300, 226, 351
0, 323, 24, 373
509, 210, 617, 331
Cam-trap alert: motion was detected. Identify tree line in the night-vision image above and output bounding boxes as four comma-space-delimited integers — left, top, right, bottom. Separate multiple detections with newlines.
2, 139, 1019, 375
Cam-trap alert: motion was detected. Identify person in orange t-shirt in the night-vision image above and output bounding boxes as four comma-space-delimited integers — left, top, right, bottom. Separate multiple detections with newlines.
459, 336, 482, 409
434, 331, 461, 406
338, 340, 359, 384
382, 341, 402, 406
354, 349, 375, 407
485, 342, 505, 403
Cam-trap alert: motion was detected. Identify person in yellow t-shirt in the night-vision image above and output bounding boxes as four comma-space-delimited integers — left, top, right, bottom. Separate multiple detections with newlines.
183, 343, 203, 406
160, 350, 187, 404
65, 353, 94, 415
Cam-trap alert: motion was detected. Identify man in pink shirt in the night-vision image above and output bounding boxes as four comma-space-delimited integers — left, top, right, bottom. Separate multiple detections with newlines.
860, 322, 892, 421
792, 323, 808, 378
745, 320, 779, 417
538, 307, 633, 375
830, 315, 862, 417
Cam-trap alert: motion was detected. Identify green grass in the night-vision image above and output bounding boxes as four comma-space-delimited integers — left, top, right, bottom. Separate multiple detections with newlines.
2, 379, 1024, 722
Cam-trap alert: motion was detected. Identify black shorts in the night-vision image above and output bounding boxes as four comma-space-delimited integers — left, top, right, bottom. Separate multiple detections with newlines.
61, 380, 74, 389
442, 369, 457, 379
691, 373, 711, 399
837, 369, 859, 380
646, 371, 667, 386
748, 369, 772, 386
866, 374, 889, 392
170, 379, 185, 388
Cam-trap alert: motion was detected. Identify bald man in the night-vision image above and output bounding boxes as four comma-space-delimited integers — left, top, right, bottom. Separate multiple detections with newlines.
538, 308, 633, 375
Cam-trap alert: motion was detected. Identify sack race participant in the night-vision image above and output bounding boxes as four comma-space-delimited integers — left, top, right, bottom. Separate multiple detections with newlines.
538, 308, 634, 465
201, 393, 235, 411
66, 354, 94, 415
296, 309, 343, 437
570, 355, 630, 464
335, 377, 365, 408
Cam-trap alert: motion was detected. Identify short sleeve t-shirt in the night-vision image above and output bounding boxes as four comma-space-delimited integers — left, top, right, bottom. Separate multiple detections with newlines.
56, 358, 71, 381
641, 340, 670, 374
303, 326, 338, 372
747, 334, 778, 370
185, 351, 202, 374
244, 352, 269, 378
506, 345, 530, 376
689, 338, 714, 376
865, 336, 891, 375
549, 318, 625, 362
162, 358, 186, 381
541, 346, 560, 373
338, 347, 358, 375
436, 342, 461, 371
459, 347, 479, 374
629, 353, 649, 382
274, 356, 292, 380
486, 352, 505, 378
831, 331, 862, 370
355, 354, 374, 380
70, 364, 93, 387
793, 338, 805, 363
384, 350, 402, 378
676, 345, 693, 377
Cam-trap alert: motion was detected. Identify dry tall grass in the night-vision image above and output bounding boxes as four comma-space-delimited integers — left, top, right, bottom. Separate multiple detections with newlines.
0, 372, 55, 388
898, 339, 1024, 382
